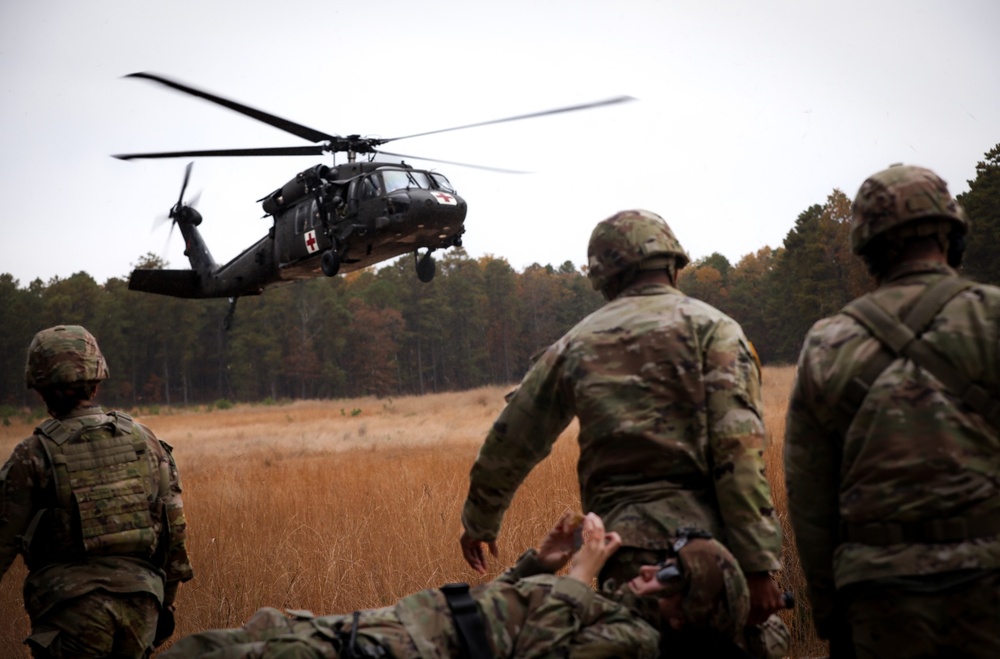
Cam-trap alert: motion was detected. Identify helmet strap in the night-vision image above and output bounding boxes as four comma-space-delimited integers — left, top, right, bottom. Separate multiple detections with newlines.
947, 230, 966, 268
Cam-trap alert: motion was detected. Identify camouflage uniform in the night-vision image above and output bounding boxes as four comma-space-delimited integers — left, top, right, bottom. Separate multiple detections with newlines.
0, 326, 194, 657
785, 165, 1000, 657
462, 211, 782, 579
162, 548, 662, 658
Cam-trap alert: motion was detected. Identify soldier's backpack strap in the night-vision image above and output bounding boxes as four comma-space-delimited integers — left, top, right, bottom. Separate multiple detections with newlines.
838, 277, 1000, 545
839, 277, 1000, 428
440, 583, 494, 659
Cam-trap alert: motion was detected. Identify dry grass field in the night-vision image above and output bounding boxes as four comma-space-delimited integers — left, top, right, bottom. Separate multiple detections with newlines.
0, 367, 826, 657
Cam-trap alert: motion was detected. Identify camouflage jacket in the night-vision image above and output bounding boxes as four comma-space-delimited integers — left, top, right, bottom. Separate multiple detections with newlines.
785, 261, 1000, 628
162, 549, 659, 659
0, 405, 194, 618
462, 282, 782, 573
392, 550, 659, 659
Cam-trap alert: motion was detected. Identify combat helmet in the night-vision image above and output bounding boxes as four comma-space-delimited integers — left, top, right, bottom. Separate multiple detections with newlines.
587, 209, 690, 297
25, 325, 109, 390
660, 532, 750, 641
851, 164, 968, 256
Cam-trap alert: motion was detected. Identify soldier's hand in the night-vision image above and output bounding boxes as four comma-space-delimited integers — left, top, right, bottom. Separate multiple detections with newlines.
746, 572, 784, 625
460, 530, 498, 575
567, 513, 622, 584
537, 510, 584, 572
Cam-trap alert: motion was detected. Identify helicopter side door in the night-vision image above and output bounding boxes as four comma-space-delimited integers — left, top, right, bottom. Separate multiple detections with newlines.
348, 173, 389, 240
275, 198, 331, 272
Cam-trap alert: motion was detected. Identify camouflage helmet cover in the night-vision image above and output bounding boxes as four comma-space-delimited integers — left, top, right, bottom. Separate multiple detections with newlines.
25, 325, 109, 390
587, 209, 690, 292
675, 537, 750, 640
851, 164, 968, 255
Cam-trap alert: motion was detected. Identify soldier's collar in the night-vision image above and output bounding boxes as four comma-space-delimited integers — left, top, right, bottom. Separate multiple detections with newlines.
883, 259, 956, 284
619, 281, 681, 298
58, 404, 105, 420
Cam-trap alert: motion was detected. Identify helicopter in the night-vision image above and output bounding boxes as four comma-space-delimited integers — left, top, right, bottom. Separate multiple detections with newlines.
114, 72, 633, 308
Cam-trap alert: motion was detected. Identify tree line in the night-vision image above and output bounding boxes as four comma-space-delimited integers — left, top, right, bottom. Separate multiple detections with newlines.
680, 144, 1000, 364
2, 145, 997, 409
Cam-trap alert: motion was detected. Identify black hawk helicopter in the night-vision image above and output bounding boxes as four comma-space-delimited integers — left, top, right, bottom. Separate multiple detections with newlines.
114, 73, 632, 308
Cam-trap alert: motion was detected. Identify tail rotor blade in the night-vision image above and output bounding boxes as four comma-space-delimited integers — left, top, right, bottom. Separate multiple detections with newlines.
177, 162, 193, 208
153, 213, 172, 231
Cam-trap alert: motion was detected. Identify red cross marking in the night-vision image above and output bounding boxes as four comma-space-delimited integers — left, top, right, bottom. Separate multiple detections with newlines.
434, 192, 454, 203
305, 232, 317, 251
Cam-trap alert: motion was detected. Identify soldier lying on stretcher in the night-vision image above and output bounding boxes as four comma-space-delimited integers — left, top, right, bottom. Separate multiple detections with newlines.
162, 512, 756, 658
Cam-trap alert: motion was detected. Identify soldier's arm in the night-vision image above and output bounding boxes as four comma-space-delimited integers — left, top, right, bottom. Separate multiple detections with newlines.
0, 442, 39, 579
497, 548, 553, 583
461, 348, 575, 541
496, 511, 586, 584
783, 355, 841, 637
568, 613, 660, 659
512, 579, 658, 659
152, 433, 194, 586
704, 323, 782, 573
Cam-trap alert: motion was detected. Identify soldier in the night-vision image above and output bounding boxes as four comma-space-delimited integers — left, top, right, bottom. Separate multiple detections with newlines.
161, 512, 752, 658
0, 325, 194, 658
785, 164, 1000, 657
459, 210, 785, 639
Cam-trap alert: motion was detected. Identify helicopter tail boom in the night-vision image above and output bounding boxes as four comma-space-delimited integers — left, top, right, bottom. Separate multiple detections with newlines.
128, 269, 203, 298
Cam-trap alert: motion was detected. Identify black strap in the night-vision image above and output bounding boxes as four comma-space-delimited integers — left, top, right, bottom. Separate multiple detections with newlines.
842, 513, 1000, 545
333, 611, 381, 659
440, 583, 494, 659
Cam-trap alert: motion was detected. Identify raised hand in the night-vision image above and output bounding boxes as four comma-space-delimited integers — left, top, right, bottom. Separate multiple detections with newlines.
536, 511, 585, 572
567, 513, 622, 584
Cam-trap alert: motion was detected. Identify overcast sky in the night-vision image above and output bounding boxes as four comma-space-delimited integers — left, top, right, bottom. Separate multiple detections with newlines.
1, 0, 997, 287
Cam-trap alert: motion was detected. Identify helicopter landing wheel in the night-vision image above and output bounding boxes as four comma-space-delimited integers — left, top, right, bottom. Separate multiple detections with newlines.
321, 249, 341, 277
416, 253, 436, 283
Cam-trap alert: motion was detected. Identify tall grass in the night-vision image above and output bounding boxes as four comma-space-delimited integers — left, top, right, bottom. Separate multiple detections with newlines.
1, 372, 824, 657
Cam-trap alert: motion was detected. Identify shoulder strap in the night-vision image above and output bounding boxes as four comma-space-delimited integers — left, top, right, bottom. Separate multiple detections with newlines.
839, 277, 1000, 427
440, 583, 494, 659
35, 418, 74, 446
109, 411, 135, 436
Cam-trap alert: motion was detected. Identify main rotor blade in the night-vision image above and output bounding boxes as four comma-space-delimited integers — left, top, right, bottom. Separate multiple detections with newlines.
113, 145, 327, 160
384, 95, 636, 143
376, 150, 530, 174
126, 72, 337, 144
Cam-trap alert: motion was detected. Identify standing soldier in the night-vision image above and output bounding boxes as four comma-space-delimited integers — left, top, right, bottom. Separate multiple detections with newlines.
785, 164, 1000, 657
0, 325, 194, 658
459, 210, 784, 630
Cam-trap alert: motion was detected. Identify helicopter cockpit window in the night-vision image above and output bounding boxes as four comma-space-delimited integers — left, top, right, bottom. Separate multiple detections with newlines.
430, 173, 456, 194
360, 175, 382, 200
382, 169, 432, 193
